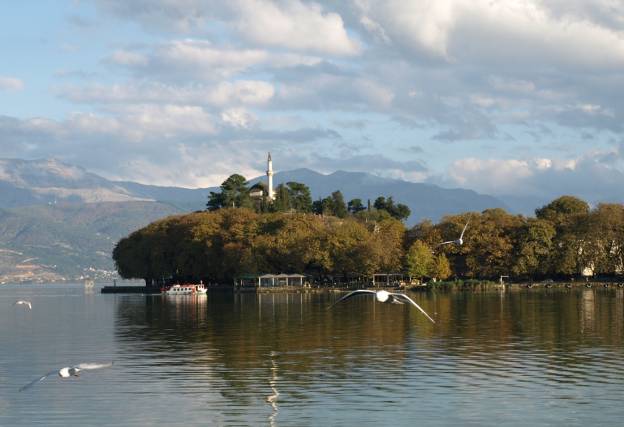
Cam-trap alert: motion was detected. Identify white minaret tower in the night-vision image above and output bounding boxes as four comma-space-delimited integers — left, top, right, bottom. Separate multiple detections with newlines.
267, 152, 275, 200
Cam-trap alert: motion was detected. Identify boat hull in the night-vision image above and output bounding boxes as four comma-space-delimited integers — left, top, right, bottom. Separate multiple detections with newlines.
163, 284, 207, 295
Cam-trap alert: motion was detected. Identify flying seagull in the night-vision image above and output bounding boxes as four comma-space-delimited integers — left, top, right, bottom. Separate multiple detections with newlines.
328, 290, 435, 323
438, 220, 469, 247
19, 362, 113, 392
13, 300, 32, 310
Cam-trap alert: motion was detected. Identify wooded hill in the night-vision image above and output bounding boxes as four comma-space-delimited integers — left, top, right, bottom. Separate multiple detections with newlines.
113, 195, 624, 285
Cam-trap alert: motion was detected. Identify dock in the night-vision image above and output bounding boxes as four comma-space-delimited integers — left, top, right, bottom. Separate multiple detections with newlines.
101, 286, 161, 294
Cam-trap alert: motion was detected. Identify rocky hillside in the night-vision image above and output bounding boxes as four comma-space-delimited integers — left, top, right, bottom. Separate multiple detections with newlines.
0, 201, 180, 283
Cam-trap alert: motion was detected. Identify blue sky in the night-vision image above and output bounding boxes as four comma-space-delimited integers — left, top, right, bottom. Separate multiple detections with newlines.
1, 0, 623, 202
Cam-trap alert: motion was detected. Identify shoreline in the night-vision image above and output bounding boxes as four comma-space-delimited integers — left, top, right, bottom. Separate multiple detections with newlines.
97, 280, 624, 294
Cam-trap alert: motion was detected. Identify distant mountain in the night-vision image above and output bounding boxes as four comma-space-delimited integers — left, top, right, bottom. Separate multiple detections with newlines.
0, 158, 151, 207
0, 159, 508, 223
114, 181, 208, 212
497, 194, 550, 217
251, 168, 507, 224
0, 201, 181, 283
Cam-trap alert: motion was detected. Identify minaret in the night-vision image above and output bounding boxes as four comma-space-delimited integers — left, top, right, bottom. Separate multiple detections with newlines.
267, 152, 275, 200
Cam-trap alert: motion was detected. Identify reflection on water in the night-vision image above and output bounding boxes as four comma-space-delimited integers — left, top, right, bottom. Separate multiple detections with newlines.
267, 350, 279, 427
2, 285, 624, 426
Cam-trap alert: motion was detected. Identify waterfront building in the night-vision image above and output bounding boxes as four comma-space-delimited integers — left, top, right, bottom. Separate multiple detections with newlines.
234, 273, 307, 288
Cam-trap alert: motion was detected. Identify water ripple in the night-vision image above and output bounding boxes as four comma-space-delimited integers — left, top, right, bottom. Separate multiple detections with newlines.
2, 285, 624, 426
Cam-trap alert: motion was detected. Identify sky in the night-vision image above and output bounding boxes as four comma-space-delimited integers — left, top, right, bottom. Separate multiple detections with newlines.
1, 0, 624, 202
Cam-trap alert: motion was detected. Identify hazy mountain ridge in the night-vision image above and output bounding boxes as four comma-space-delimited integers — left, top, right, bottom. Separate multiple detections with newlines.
251, 168, 507, 222
0, 201, 181, 283
0, 158, 508, 222
0, 158, 153, 207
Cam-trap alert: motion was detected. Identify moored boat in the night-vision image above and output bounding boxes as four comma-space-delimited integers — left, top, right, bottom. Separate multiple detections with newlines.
162, 283, 207, 295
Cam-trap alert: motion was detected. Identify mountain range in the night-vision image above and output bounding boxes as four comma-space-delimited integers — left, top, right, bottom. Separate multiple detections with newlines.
0, 157, 515, 283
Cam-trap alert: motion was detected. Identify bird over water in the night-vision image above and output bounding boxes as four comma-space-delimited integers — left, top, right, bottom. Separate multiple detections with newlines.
19, 362, 114, 392
438, 220, 470, 247
13, 300, 32, 310
329, 290, 436, 323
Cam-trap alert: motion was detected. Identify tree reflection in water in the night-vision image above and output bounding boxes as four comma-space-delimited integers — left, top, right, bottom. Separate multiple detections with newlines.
113, 289, 624, 415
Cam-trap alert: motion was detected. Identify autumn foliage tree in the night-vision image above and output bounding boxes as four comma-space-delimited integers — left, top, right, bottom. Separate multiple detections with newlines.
116, 192, 624, 286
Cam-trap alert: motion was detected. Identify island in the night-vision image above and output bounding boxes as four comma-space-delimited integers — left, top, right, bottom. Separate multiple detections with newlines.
111, 168, 624, 291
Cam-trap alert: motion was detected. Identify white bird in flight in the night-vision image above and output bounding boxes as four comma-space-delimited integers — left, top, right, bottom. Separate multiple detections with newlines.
438, 220, 470, 247
329, 290, 435, 323
13, 300, 32, 310
19, 362, 114, 392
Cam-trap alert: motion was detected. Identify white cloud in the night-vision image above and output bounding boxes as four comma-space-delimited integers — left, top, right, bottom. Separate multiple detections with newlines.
59, 80, 275, 107
106, 40, 321, 80
356, 0, 457, 59
277, 74, 394, 110
97, 0, 360, 56
354, 0, 624, 69
221, 107, 256, 128
449, 158, 535, 192
445, 150, 624, 201
0, 76, 24, 91
6, 0, 624, 196
232, 0, 360, 55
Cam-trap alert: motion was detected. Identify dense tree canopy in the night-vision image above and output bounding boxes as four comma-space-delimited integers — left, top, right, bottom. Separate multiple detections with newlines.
117, 193, 624, 285
114, 209, 405, 284
348, 198, 366, 214
207, 174, 253, 210
373, 196, 411, 220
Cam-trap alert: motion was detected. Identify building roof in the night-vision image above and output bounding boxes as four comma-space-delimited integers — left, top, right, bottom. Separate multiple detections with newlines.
237, 273, 307, 279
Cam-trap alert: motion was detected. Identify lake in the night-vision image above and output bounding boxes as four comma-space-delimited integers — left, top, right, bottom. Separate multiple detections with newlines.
1, 284, 624, 426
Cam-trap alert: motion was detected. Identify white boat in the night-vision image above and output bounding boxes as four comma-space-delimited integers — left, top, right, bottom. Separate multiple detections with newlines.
164, 283, 207, 295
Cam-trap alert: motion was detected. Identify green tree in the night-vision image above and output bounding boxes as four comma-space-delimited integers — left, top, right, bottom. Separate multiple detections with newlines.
450, 210, 521, 279
407, 219, 442, 249
373, 196, 387, 211
272, 183, 291, 212
206, 191, 224, 211
207, 174, 252, 210
248, 182, 269, 213
331, 191, 348, 218
373, 196, 411, 220
432, 253, 452, 280
512, 218, 556, 278
286, 181, 312, 212
536, 196, 590, 276
405, 240, 433, 280
321, 197, 334, 215
535, 196, 590, 226
578, 204, 624, 275
312, 199, 323, 215
348, 198, 366, 214
375, 218, 406, 272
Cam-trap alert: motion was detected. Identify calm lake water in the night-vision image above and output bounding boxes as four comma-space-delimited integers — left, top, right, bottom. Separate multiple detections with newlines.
1, 284, 624, 426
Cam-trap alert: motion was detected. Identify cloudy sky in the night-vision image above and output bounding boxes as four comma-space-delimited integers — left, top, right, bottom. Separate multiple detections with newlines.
1, 0, 623, 201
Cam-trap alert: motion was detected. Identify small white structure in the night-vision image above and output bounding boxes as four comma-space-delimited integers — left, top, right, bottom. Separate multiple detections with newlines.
164, 283, 207, 295
234, 274, 307, 288
267, 152, 275, 201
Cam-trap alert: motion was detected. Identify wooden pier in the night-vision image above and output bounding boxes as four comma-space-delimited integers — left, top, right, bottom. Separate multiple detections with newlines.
100, 286, 161, 294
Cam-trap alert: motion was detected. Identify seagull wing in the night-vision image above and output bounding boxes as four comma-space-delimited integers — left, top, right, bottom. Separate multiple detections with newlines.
19, 370, 57, 392
74, 362, 114, 370
391, 293, 436, 324
459, 221, 469, 240
327, 290, 376, 309
436, 241, 454, 247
